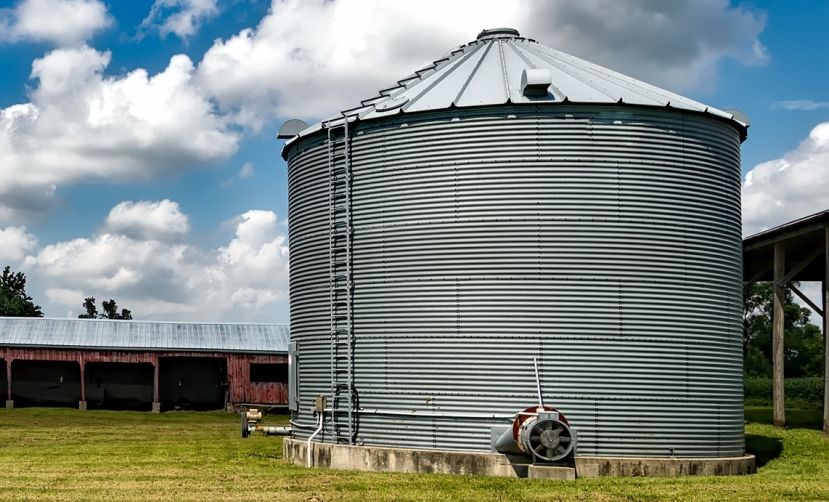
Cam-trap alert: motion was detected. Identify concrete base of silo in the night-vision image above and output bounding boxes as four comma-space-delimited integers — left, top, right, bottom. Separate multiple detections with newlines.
283, 438, 755, 478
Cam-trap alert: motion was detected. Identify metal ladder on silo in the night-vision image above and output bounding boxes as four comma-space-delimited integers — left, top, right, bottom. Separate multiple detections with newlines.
327, 116, 356, 444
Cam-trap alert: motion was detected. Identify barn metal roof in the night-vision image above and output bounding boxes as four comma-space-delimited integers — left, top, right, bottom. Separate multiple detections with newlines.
0, 317, 289, 354
283, 27, 748, 152
744, 209, 829, 282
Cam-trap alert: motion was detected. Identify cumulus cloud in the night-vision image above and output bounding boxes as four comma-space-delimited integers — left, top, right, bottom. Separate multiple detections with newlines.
139, 0, 219, 40
0, 0, 111, 45
0, 226, 37, 265
0, 0, 768, 221
32, 202, 288, 321
525, 0, 768, 93
196, 0, 768, 125
104, 199, 190, 241
0, 45, 239, 223
742, 122, 829, 236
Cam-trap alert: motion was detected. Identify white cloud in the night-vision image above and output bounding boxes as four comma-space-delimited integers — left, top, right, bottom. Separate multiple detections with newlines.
742, 122, 829, 235
196, 0, 768, 125
139, 0, 219, 40
104, 199, 190, 241
0, 45, 239, 223
0, 226, 37, 265
0, 0, 768, 221
775, 100, 829, 111
0, 0, 111, 45
239, 161, 254, 179
31, 203, 288, 321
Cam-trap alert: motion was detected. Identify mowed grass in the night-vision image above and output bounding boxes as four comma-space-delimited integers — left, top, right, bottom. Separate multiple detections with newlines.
0, 407, 827, 501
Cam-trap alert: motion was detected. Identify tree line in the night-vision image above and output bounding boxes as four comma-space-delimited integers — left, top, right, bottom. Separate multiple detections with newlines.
0, 265, 133, 320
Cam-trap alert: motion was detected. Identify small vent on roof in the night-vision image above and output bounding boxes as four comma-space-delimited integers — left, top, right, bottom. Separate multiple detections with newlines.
521, 69, 552, 97
724, 108, 751, 127
277, 119, 309, 139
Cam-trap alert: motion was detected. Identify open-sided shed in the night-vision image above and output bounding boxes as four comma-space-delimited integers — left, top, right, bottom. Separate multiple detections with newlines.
744, 210, 828, 435
0, 318, 289, 412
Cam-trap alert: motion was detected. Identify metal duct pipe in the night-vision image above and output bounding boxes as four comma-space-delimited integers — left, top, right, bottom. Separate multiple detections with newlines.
306, 413, 324, 468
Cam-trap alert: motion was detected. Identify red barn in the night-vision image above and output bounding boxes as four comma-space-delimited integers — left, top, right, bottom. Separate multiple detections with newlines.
0, 318, 288, 412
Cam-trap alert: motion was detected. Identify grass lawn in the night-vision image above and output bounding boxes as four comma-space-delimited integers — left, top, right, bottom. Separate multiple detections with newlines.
0, 407, 827, 501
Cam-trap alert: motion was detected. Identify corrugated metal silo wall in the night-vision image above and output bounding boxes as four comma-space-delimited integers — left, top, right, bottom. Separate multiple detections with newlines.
286, 105, 743, 457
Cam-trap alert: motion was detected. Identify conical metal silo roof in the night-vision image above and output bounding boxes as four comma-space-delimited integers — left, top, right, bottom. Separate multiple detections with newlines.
285, 28, 748, 146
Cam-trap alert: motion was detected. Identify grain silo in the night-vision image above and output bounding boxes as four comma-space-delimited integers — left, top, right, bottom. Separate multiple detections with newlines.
279, 28, 754, 478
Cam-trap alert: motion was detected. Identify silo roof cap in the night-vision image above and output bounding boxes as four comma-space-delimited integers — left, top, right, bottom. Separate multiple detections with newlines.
476, 27, 520, 39
283, 29, 748, 150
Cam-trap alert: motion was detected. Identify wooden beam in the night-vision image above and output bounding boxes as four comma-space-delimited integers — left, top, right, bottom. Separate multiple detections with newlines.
789, 283, 824, 317
79, 359, 86, 409
773, 241, 786, 428
824, 226, 828, 436
153, 361, 160, 404
781, 247, 824, 284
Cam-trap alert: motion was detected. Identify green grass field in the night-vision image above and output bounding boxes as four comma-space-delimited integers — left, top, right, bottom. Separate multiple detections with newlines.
0, 407, 826, 501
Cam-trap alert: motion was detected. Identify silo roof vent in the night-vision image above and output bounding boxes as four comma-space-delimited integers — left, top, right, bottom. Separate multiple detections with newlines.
521, 68, 552, 97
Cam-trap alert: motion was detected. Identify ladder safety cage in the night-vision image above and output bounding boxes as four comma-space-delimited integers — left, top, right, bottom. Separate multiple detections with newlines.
326, 115, 357, 444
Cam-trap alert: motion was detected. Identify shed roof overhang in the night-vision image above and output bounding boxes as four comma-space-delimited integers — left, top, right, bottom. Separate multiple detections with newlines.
743, 210, 829, 282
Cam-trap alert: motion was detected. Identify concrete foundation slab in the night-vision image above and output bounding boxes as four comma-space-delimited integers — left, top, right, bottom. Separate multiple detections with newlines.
284, 438, 530, 477
5, 400, 12, 410
574, 455, 756, 478
151, 402, 161, 413
78, 401, 87, 411
283, 439, 756, 479
528, 465, 576, 480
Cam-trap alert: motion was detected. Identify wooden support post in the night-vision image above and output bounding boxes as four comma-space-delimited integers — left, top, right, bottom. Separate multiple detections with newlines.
152, 360, 160, 413
773, 241, 786, 428
79, 360, 86, 411
824, 226, 829, 436
5, 359, 12, 409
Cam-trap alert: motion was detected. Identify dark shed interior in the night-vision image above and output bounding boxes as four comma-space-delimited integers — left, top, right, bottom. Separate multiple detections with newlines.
159, 357, 227, 410
86, 362, 154, 410
12, 360, 81, 407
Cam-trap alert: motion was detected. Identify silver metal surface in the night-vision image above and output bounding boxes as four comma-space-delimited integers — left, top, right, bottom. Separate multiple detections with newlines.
277, 119, 310, 139
283, 29, 747, 152
286, 102, 743, 458
0, 317, 289, 353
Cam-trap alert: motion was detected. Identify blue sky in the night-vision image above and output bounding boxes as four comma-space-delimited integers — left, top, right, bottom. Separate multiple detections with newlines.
0, 0, 827, 321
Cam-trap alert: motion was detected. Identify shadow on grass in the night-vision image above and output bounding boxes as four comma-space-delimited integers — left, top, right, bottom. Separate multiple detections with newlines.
745, 406, 823, 430
745, 434, 783, 468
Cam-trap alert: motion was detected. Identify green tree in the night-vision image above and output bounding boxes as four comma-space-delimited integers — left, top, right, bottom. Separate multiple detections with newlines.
78, 297, 133, 320
0, 266, 43, 317
78, 297, 98, 319
743, 281, 823, 377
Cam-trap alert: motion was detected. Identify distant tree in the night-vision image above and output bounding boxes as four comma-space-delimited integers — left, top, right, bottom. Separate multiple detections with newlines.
79, 297, 98, 319
78, 297, 133, 320
0, 266, 43, 317
743, 281, 823, 378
